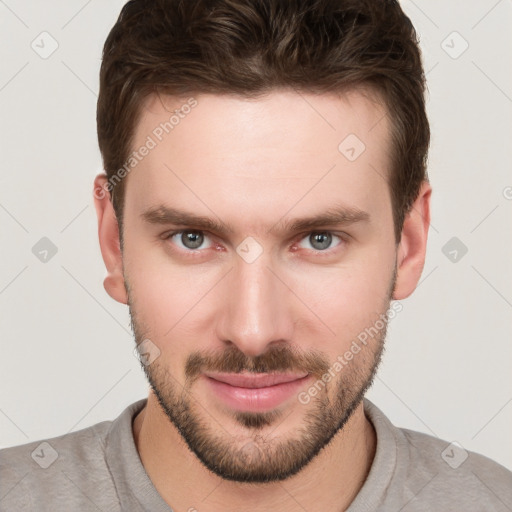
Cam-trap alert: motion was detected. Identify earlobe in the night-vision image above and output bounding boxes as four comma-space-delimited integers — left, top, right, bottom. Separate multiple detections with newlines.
93, 174, 128, 305
392, 181, 432, 300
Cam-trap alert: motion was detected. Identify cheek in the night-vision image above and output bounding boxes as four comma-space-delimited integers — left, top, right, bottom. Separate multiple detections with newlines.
126, 263, 212, 377
123, 237, 201, 333
287, 255, 394, 350
127, 265, 211, 336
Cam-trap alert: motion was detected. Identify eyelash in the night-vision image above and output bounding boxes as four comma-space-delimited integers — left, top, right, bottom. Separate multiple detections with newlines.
162, 229, 348, 257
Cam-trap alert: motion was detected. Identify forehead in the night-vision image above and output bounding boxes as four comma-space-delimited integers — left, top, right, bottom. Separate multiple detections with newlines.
137, 88, 389, 158
125, 89, 392, 231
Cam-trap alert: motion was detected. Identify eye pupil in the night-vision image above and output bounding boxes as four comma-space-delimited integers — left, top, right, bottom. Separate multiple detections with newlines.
182, 231, 203, 249
310, 232, 332, 250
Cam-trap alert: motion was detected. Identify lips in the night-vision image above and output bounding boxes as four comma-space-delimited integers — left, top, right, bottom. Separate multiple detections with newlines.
202, 371, 311, 412
203, 371, 309, 388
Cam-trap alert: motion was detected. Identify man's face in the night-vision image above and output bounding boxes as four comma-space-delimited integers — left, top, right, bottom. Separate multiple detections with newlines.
122, 90, 398, 482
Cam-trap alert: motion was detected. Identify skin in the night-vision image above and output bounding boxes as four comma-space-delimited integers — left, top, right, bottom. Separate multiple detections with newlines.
94, 89, 431, 512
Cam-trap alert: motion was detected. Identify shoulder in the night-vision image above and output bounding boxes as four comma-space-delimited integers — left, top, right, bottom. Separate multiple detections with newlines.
0, 416, 121, 511
362, 399, 512, 511
399, 426, 512, 507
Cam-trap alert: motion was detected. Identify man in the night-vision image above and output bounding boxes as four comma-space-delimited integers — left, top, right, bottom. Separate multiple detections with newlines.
1, 0, 511, 510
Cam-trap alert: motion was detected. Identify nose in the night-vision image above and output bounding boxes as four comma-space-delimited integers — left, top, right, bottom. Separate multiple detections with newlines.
215, 255, 295, 357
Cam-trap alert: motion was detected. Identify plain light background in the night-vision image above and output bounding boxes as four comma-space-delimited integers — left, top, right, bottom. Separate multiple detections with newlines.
0, 0, 511, 471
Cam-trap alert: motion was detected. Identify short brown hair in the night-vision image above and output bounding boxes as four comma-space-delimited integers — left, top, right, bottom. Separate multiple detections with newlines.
97, 0, 429, 242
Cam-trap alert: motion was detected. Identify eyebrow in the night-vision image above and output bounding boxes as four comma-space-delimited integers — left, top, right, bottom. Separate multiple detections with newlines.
141, 204, 370, 235
141, 206, 236, 234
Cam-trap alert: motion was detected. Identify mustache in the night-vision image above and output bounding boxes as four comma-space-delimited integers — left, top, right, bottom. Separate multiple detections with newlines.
184, 344, 330, 383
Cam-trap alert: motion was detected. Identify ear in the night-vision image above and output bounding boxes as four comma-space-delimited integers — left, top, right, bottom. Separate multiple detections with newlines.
93, 174, 128, 304
392, 181, 432, 300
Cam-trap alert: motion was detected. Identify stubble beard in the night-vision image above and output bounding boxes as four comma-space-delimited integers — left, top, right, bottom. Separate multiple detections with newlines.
128, 271, 395, 483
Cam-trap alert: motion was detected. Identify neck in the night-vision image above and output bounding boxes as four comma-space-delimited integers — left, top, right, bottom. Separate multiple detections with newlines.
133, 393, 376, 512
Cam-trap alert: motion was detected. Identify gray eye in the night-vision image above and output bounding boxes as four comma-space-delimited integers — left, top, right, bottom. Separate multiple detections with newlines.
181, 231, 204, 249
309, 232, 332, 250
169, 230, 213, 252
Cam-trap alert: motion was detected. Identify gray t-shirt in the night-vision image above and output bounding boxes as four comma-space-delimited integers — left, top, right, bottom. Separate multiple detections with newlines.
1, 398, 511, 511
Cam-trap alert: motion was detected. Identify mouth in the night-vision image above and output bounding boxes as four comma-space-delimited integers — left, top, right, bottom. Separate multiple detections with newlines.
202, 371, 311, 412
